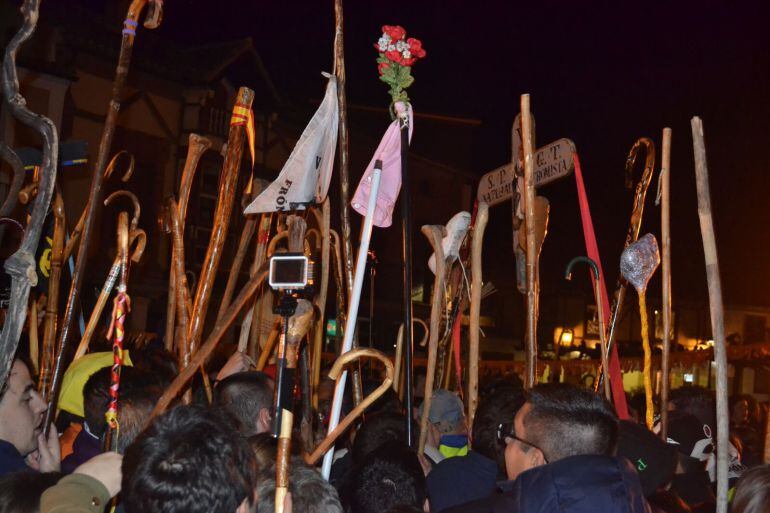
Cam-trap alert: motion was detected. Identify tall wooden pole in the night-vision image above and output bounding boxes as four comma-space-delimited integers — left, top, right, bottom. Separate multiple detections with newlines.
520, 94, 537, 389
468, 202, 489, 428
400, 123, 415, 445
333, 0, 363, 407
691, 117, 727, 513
660, 127, 672, 439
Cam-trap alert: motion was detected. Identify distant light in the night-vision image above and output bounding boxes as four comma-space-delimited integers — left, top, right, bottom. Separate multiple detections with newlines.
684, 373, 695, 383
562, 331, 573, 345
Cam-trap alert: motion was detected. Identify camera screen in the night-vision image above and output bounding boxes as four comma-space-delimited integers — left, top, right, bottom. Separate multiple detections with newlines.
269, 256, 307, 288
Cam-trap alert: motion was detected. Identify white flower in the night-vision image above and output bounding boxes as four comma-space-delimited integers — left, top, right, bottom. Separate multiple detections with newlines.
387, 44, 395, 52
396, 40, 408, 52
378, 35, 391, 50
402, 49, 412, 59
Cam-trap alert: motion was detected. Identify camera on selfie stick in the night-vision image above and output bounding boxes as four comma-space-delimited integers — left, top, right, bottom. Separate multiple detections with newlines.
268, 253, 314, 437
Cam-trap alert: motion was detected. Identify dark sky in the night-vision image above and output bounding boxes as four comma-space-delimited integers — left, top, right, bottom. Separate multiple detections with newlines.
76, 0, 770, 308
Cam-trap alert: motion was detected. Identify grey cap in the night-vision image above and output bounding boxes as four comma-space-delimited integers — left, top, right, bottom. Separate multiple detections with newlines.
421, 389, 464, 424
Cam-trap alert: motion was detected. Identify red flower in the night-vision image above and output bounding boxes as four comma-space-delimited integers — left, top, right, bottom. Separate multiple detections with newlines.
385, 50, 403, 64
378, 62, 390, 75
382, 25, 406, 41
401, 57, 416, 66
407, 37, 426, 58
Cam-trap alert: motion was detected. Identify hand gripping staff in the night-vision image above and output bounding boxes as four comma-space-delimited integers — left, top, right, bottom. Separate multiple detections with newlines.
597, 137, 656, 396
564, 257, 610, 400
45, 0, 162, 433
0, 0, 59, 394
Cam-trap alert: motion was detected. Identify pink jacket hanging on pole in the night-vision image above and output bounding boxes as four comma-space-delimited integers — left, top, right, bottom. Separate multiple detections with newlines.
351, 102, 413, 227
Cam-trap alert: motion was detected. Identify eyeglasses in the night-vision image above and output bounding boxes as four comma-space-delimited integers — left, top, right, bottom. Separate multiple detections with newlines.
496, 422, 548, 462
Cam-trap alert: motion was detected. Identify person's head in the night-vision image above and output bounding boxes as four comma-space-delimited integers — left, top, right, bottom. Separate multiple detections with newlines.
731, 395, 750, 426
0, 471, 61, 513
248, 433, 278, 473
351, 411, 411, 466
213, 371, 274, 437
349, 442, 427, 513
669, 386, 715, 431
0, 359, 47, 456
82, 367, 112, 439
420, 389, 466, 448
256, 459, 342, 513
732, 465, 770, 513
503, 383, 618, 481
471, 385, 525, 476
122, 405, 257, 513
114, 380, 162, 454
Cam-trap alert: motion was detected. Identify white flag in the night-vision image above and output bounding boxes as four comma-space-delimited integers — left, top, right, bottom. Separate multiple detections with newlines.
244, 74, 338, 214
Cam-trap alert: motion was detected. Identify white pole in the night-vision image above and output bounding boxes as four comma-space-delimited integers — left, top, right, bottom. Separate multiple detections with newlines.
321, 162, 382, 479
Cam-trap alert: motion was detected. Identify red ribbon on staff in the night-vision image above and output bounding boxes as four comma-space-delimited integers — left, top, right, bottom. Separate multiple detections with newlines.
573, 153, 629, 419
105, 291, 130, 430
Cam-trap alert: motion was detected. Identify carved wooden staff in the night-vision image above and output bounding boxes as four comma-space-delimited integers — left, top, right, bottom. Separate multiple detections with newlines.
691, 117, 728, 513
597, 137, 655, 394
0, 0, 59, 393
659, 128, 672, 439
28, 297, 39, 375
310, 201, 330, 409
393, 318, 428, 398
187, 88, 254, 362
620, 234, 660, 429
39, 192, 65, 399
468, 202, 489, 427
306, 347, 394, 465
165, 134, 213, 351
0, 142, 25, 247
45, 0, 161, 431
520, 94, 537, 389
245, 213, 274, 356
418, 224, 446, 455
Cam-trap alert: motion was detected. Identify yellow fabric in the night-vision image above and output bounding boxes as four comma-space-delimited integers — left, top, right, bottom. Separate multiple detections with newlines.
58, 351, 132, 417
439, 444, 469, 459
639, 294, 654, 430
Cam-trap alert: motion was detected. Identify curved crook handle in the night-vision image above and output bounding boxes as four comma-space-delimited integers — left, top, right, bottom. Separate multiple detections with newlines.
564, 256, 599, 282
306, 348, 394, 465
104, 190, 141, 230
624, 137, 655, 190
415, 317, 429, 347
104, 151, 135, 183
128, 228, 147, 263
116, 212, 130, 284
143, 0, 163, 29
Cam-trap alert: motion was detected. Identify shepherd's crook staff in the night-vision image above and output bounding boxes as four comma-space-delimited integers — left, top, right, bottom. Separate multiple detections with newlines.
0, 0, 59, 392
468, 202, 489, 427
44, 0, 162, 432
691, 117, 728, 513
659, 127, 672, 439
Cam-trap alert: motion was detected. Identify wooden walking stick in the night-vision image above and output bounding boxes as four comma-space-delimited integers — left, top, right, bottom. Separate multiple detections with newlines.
152, 263, 270, 417
39, 192, 65, 399
659, 127, 672, 439
597, 137, 656, 394
565, 256, 611, 400
165, 134, 213, 351
393, 318, 428, 397
246, 213, 274, 357
418, 224, 446, 455
0, 0, 59, 393
45, 0, 162, 432
620, 234, 660, 429
28, 297, 39, 375
187, 88, 254, 359
310, 200, 331, 409
691, 117, 728, 513
333, 0, 365, 410
520, 94, 538, 389
306, 348, 394, 465
468, 202, 489, 428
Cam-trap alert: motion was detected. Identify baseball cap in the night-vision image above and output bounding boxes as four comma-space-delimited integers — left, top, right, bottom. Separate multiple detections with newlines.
420, 389, 464, 425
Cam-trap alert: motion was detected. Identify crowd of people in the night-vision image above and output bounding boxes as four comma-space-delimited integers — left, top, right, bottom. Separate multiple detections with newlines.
0, 343, 769, 513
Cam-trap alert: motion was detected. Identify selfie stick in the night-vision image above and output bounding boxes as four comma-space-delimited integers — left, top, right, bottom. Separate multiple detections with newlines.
321, 160, 382, 478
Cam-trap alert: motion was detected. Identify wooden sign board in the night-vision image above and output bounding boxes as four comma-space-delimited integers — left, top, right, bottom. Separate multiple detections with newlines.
477, 138, 576, 206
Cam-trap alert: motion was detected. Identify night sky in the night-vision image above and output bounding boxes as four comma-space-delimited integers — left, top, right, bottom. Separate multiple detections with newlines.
73, 0, 770, 309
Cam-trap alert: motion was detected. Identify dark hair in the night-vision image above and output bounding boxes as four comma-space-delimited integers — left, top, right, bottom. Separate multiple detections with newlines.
349, 441, 426, 513
669, 386, 715, 430
523, 383, 618, 462
0, 472, 61, 513
472, 384, 525, 474
213, 371, 274, 437
122, 405, 257, 513
0, 357, 34, 402
352, 411, 413, 466
85, 367, 157, 440
257, 459, 342, 513
248, 432, 278, 473
733, 465, 770, 513
113, 376, 163, 454
82, 367, 112, 438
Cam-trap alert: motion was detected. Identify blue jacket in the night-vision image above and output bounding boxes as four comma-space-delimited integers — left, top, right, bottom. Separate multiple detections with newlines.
427, 450, 499, 512
492, 455, 650, 513
0, 439, 31, 477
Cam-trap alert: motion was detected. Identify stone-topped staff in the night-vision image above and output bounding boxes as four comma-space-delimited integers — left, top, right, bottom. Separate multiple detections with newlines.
619, 233, 660, 429
45, 0, 162, 432
0, 0, 59, 394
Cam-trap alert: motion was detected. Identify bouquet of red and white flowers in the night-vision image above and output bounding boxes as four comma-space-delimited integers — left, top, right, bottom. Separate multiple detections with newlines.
375, 25, 426, 109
